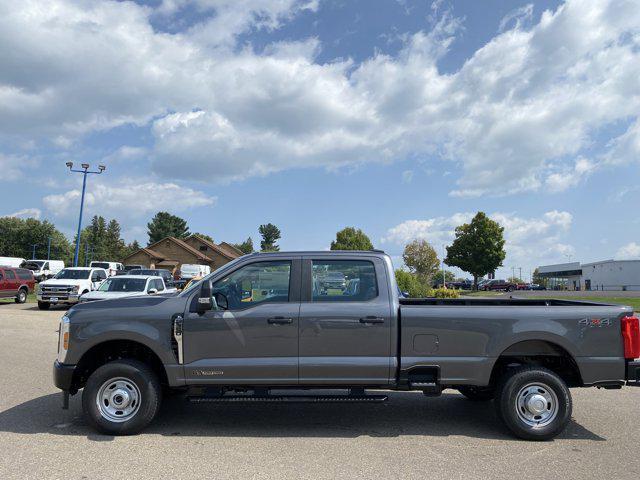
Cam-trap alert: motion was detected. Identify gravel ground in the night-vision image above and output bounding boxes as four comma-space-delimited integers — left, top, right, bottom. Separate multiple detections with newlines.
0, 302, 639, 480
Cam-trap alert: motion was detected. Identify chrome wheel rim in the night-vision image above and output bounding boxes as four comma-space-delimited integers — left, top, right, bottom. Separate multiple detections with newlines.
96, 377, 141, 423
515, 382, 558, 428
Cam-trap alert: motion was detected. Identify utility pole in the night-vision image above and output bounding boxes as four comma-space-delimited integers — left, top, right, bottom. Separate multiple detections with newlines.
47, 237, 51, 260
519, 267, 522, 282
31, 244, 37, 259
66, 162, 106, 267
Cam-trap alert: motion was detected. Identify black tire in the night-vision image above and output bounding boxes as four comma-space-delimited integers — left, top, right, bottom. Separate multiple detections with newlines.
37, 301, 50, 310
495, 366, 571, 441
15, 288, 27, 304
458, 386, 495, 401
82, 359, 162, 435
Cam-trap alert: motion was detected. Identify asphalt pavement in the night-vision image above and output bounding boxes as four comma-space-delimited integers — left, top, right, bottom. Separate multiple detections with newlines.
0, 302, 639, 480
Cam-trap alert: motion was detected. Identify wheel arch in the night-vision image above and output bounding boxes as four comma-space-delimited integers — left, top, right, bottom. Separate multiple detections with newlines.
489, 339, 583, 388
71, 339, 169, 393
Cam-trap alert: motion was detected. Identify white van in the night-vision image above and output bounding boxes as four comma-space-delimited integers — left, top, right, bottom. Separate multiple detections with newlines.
0, 257, 26, 268
22, 259, 65, 281
89, 261, 124, 277
180, 264, 211, 279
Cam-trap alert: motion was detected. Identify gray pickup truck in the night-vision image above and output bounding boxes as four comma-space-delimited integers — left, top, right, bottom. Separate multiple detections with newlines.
53, 251, 640, 440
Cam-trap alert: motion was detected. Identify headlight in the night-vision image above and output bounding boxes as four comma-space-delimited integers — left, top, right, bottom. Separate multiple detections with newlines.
57, 315, 71, 363
36, 284, 42, 294
72, 285, 80, 293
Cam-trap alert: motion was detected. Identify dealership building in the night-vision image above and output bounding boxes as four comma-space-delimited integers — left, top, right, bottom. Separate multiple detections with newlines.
537, 259, 640, 291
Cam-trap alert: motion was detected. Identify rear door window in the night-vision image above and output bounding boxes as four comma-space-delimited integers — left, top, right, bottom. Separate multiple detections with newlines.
4, 270, 16, 280
311, 260, 378, 302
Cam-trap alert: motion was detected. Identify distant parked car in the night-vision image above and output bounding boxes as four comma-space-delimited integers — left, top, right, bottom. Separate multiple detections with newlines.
481, 279, 516, 292
89, 261, 124, 277
529, 283, 547, 290
79, 275, 169, 302
123, 265, 144, 272
128, 268, 177, 290
21, 259, 65, 281
0, 266, 35, 303
179, 264, 211, 280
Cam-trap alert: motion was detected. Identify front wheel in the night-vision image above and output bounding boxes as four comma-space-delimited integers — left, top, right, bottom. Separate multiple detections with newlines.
82, 359, 162, 435
495, 366, 571, 441
37, 301, 50, 310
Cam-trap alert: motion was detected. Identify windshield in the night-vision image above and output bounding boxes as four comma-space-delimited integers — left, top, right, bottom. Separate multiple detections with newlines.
23, 261, 45, 269
98, 277, 147, 292
54, 269, 90, 280
124, 265, 141, 271
90, 262, 110, 269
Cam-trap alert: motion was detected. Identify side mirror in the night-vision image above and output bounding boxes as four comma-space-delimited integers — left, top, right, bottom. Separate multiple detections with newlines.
148, 288, 158, 295
91, 275, 99, 282
196, 280, 213, 313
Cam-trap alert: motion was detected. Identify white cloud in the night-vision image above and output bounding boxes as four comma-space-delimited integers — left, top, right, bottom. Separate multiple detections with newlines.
616, 242, 640, 259
42, 180, 216, 220
0, 154, 37, 181
544, 157, 596, 193
1, 0, 639, 194
401, 170, 413, 183
2, 208, 42, 219
383, 210, 574, 271
499, 4, 534, 32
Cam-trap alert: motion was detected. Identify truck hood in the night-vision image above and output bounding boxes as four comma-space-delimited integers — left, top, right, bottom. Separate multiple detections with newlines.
81, 290, 147, 301
40, 278, 89, 286
70, 290, 183, 314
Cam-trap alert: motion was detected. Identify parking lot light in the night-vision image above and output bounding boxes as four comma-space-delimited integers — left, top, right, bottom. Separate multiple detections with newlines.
66, 162, 107, 267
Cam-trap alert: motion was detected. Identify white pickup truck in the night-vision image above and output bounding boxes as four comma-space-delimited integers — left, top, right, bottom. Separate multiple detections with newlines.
37, 267, 108, 309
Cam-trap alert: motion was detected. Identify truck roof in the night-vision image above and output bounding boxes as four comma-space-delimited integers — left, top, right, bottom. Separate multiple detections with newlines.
246, 250, 387, 257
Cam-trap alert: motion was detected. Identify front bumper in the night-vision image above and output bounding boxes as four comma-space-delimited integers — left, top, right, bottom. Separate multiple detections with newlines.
37, 294, 80, 303
626, 360, 640, 386
53, 360, 76, 392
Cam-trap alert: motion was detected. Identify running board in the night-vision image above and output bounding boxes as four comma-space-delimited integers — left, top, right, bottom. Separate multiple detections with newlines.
188, 394, 388, 403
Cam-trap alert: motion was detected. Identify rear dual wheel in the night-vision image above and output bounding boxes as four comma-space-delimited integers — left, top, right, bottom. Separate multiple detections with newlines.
495, 366, 572, 441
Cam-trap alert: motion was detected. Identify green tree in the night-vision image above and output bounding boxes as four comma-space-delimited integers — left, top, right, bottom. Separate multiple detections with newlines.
507, 276, 524, 284
259, 223, 281, 251
233, 237, 254, 254
532, 268, 548, 288
402, 239, 440, 284
433, 270, 456, 287
193, 232, 214, 243
330, 227, 373, 250
395, 269, 430, 298
444, 212, 506, 290
147, 212, 190, 245
0, 216, 73, 263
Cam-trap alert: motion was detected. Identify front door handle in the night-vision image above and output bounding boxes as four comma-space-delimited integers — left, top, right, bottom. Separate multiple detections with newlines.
359, 316, 385, 324
267, 317, 293, 325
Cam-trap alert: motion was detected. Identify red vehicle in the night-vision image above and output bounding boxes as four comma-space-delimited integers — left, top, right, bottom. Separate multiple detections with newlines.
0, 266, 35, 303
481, 279, 516, 292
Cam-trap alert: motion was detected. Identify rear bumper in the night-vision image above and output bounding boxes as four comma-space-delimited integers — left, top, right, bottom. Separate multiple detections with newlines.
53, 360, 76, 392
626, 360, 640, 386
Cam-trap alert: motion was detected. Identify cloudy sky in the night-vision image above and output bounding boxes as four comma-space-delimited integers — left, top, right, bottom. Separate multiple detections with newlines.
1, 0, 639, 279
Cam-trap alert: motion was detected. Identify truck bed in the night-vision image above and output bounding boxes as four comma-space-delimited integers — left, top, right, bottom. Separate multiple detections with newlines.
400, 297, 621, 307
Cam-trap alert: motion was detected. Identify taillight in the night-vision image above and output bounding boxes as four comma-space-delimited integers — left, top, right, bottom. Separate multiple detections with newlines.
621, 315, 640, 359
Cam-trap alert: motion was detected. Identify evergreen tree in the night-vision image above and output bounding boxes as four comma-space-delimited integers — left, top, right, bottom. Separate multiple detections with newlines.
147, 212, 190, 245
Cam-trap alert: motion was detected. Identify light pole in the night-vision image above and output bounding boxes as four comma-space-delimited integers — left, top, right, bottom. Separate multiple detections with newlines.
442, 244, 446, 288
66, 162, 106, 267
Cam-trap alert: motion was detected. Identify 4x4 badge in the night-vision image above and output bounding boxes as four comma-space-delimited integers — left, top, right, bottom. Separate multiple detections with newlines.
579, 317, 611, 328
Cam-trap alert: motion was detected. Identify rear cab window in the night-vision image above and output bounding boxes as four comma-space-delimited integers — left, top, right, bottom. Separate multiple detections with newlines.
311, 260, 378, 302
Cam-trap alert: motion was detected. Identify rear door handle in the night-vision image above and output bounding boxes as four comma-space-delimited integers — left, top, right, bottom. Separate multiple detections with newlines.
359, 316, 385, 324
267, 317, 293, 325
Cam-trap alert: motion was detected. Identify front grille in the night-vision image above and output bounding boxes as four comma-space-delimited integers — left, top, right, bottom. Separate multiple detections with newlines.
42, 285, 75, 294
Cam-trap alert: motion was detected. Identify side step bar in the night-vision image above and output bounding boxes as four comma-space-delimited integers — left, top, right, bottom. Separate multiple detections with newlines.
188, 394, 388, 403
